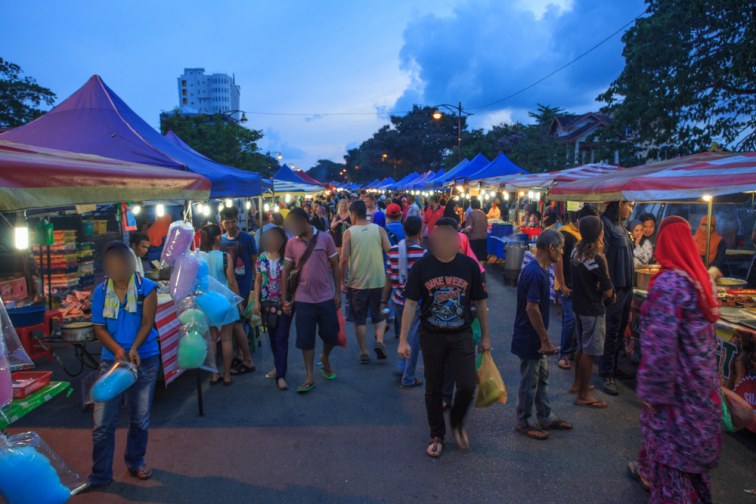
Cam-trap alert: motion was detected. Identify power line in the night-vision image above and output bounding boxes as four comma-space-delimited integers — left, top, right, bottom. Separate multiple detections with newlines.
466, 10, 647, 111
244, 10, 647, 118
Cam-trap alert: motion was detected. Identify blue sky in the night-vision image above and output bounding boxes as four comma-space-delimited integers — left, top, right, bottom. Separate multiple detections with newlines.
2, 0, 644, 170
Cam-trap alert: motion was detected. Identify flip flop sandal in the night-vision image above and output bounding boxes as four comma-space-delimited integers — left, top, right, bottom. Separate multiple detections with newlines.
276, 379, 289, 391
575, 398, 608, 408
627, 462, 650, 492
359, 353, 370, 365
400, 379, 424, 389
426, 437, 444, 458
231, 363, 256, 375
374, 342, 387, 360
296, 382, 316, 394
568, 385, 596, 394
543, 419, 573, 430
320, 367, 336, 380
558, 359, 571, 370
515, 426, 549, 440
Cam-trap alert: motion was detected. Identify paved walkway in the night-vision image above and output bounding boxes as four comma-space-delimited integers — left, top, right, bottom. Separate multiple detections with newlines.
9, 268, 756, 503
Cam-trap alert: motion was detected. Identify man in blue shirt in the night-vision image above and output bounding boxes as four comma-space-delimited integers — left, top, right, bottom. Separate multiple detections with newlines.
384, 203, 406, 245
512, 229, 572, 440
220, 206, 257, 374
89, 241, 160, 487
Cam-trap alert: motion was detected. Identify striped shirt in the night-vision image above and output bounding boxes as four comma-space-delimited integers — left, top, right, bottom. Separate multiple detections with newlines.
385, 240, 426, 306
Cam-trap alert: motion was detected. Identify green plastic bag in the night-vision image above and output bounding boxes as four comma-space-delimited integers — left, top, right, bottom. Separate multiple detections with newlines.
471, 317, 481, 346
475, 351, 507, 408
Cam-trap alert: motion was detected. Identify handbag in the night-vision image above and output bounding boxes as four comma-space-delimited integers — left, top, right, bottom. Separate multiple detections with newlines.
286, 233, 319, 300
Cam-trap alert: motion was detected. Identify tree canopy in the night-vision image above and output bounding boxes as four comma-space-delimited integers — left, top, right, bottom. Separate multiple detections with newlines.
0, 57, 56, 128
160, 111, 279, 175
599, 0, 756, 157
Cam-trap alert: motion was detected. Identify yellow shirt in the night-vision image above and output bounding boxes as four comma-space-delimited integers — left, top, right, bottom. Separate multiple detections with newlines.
487, 206, 501, 220
279, 208, 289, 219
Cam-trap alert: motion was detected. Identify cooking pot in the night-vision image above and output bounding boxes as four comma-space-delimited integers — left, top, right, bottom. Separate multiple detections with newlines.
635, 266, 661, 291
61, 321, 96, 343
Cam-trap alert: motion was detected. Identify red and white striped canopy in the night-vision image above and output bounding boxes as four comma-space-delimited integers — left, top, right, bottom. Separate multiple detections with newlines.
550, 152, 756, 202
504, 163, 623, 191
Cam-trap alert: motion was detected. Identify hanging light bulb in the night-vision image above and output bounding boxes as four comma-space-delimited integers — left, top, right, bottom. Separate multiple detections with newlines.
218, 203, 225, 211
156, 204, 165, 217
535, 191, 541, 200
285, 194, 292, 203
131, 204, 141, 215
225, 198, 233, 208
14, 224, 29, 250
503, 192, 510, 201
245, 200, 251, 210
527, 191, 534, 200
263, 203, 271, 212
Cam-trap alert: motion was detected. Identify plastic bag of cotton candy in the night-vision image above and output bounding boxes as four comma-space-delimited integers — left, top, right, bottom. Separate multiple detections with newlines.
0, 431, 86, 504
175, 297, 218, 373
90, 361, 138, 403
160, 220, 195, 268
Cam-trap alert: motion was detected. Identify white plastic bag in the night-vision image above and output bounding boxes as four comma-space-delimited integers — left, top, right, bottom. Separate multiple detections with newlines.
0, 298, 33, 371
0, 431, 86, 503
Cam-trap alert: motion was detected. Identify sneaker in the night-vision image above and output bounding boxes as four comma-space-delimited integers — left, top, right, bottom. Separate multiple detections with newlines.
602, 378, 618, 396
128, 465, 153, 480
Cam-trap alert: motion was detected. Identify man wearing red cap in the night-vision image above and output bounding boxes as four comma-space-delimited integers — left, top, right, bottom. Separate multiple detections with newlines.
385, 203, 406, 246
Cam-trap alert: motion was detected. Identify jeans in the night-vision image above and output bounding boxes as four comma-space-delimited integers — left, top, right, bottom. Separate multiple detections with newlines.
420, 329, 476, 440
268, 313, 293, 379
601, 287, 632, 378
516, 356, 559, 429
559, 293, 576, 359
393, 301, 421, 386
90, 356, 160, 484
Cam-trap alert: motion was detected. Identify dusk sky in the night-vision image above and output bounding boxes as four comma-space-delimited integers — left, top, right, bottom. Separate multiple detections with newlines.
2, 0, 644, 170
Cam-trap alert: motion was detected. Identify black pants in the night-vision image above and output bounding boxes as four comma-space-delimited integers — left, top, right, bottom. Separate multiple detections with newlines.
470, 239, 487, 262
601, 286, 632, 378
420, 328, 476, 440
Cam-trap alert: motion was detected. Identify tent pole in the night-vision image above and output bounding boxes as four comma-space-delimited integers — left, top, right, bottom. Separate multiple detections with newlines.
705, 198, 713, 268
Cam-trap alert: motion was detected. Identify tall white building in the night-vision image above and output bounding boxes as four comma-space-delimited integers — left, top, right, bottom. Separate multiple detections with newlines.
177, 68, 241, 121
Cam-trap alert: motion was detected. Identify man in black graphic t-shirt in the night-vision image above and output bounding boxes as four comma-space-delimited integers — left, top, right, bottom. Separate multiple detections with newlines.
399, 218, 490, 458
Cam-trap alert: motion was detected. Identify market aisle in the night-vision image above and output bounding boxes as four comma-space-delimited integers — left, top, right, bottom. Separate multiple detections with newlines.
10, 268, 756, 504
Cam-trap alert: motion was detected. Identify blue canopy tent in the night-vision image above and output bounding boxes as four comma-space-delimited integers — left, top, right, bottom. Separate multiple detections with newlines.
443, 153, 490, 185
376, 177, 396, 190
423, 168, 448, 189
394, 172, 420, 190
408, 171, 435, 190
431, 159, 470, 186
468, 152, 528, 182
272, 164, 322, 193
1, 75, 263, 198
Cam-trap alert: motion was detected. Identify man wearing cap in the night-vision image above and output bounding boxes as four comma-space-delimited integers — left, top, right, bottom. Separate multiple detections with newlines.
385, 203, 406, 246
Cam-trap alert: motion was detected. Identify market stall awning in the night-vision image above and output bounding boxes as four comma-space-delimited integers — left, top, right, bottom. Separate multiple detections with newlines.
550, 153, 756, 202
0, 141, 210, 211
430, 159, 469, 187
0, 75, 262, 198
163, 131, 263, 197
272, 164, 322, 193
468, 152, 528, 182
295, 170, 326, 187
505, 163, 621, 191
443, 153, 490, 185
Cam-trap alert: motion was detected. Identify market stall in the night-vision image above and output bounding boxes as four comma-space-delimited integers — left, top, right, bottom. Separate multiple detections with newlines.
551, 151, 756, 427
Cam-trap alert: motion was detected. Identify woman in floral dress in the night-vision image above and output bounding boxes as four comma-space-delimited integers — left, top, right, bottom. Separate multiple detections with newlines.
253, 226, 291, 391
628, 216, 721, 503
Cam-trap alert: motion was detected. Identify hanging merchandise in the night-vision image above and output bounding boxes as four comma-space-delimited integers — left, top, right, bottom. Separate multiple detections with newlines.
90, 361, 137, 403
195, 292, 233, 329
0, 431, 85, 504
0, 298, 33, 371
160, 220, 194, 268
169, 253, 201, 301
173, 298, 217, 373
120, 203, 137, 232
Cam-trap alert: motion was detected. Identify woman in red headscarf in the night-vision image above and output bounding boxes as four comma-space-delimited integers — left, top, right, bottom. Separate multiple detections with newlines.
694, 215, 727, 268
627, 216, 721, 503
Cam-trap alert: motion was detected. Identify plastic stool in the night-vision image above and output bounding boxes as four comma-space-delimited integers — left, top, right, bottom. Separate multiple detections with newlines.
16, 322, 52, 363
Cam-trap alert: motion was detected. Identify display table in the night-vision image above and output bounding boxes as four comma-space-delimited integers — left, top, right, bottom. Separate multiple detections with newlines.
0, 381, 71, 429
486, 235, 506, 262
629, 289, 756, 433
156, 294, 185, 386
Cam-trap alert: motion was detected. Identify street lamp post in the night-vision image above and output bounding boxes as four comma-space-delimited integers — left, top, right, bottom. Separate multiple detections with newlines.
432, 102, 473, 162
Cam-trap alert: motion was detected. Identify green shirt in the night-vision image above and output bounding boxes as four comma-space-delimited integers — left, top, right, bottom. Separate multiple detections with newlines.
347, 224, 386, 290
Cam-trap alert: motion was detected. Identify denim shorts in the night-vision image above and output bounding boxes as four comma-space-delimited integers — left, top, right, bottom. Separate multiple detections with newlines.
294, 300, 339, 350
576, 314, 606, 357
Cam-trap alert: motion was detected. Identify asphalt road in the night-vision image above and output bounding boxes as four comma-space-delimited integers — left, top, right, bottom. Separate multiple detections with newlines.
7, 267, 756, 504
